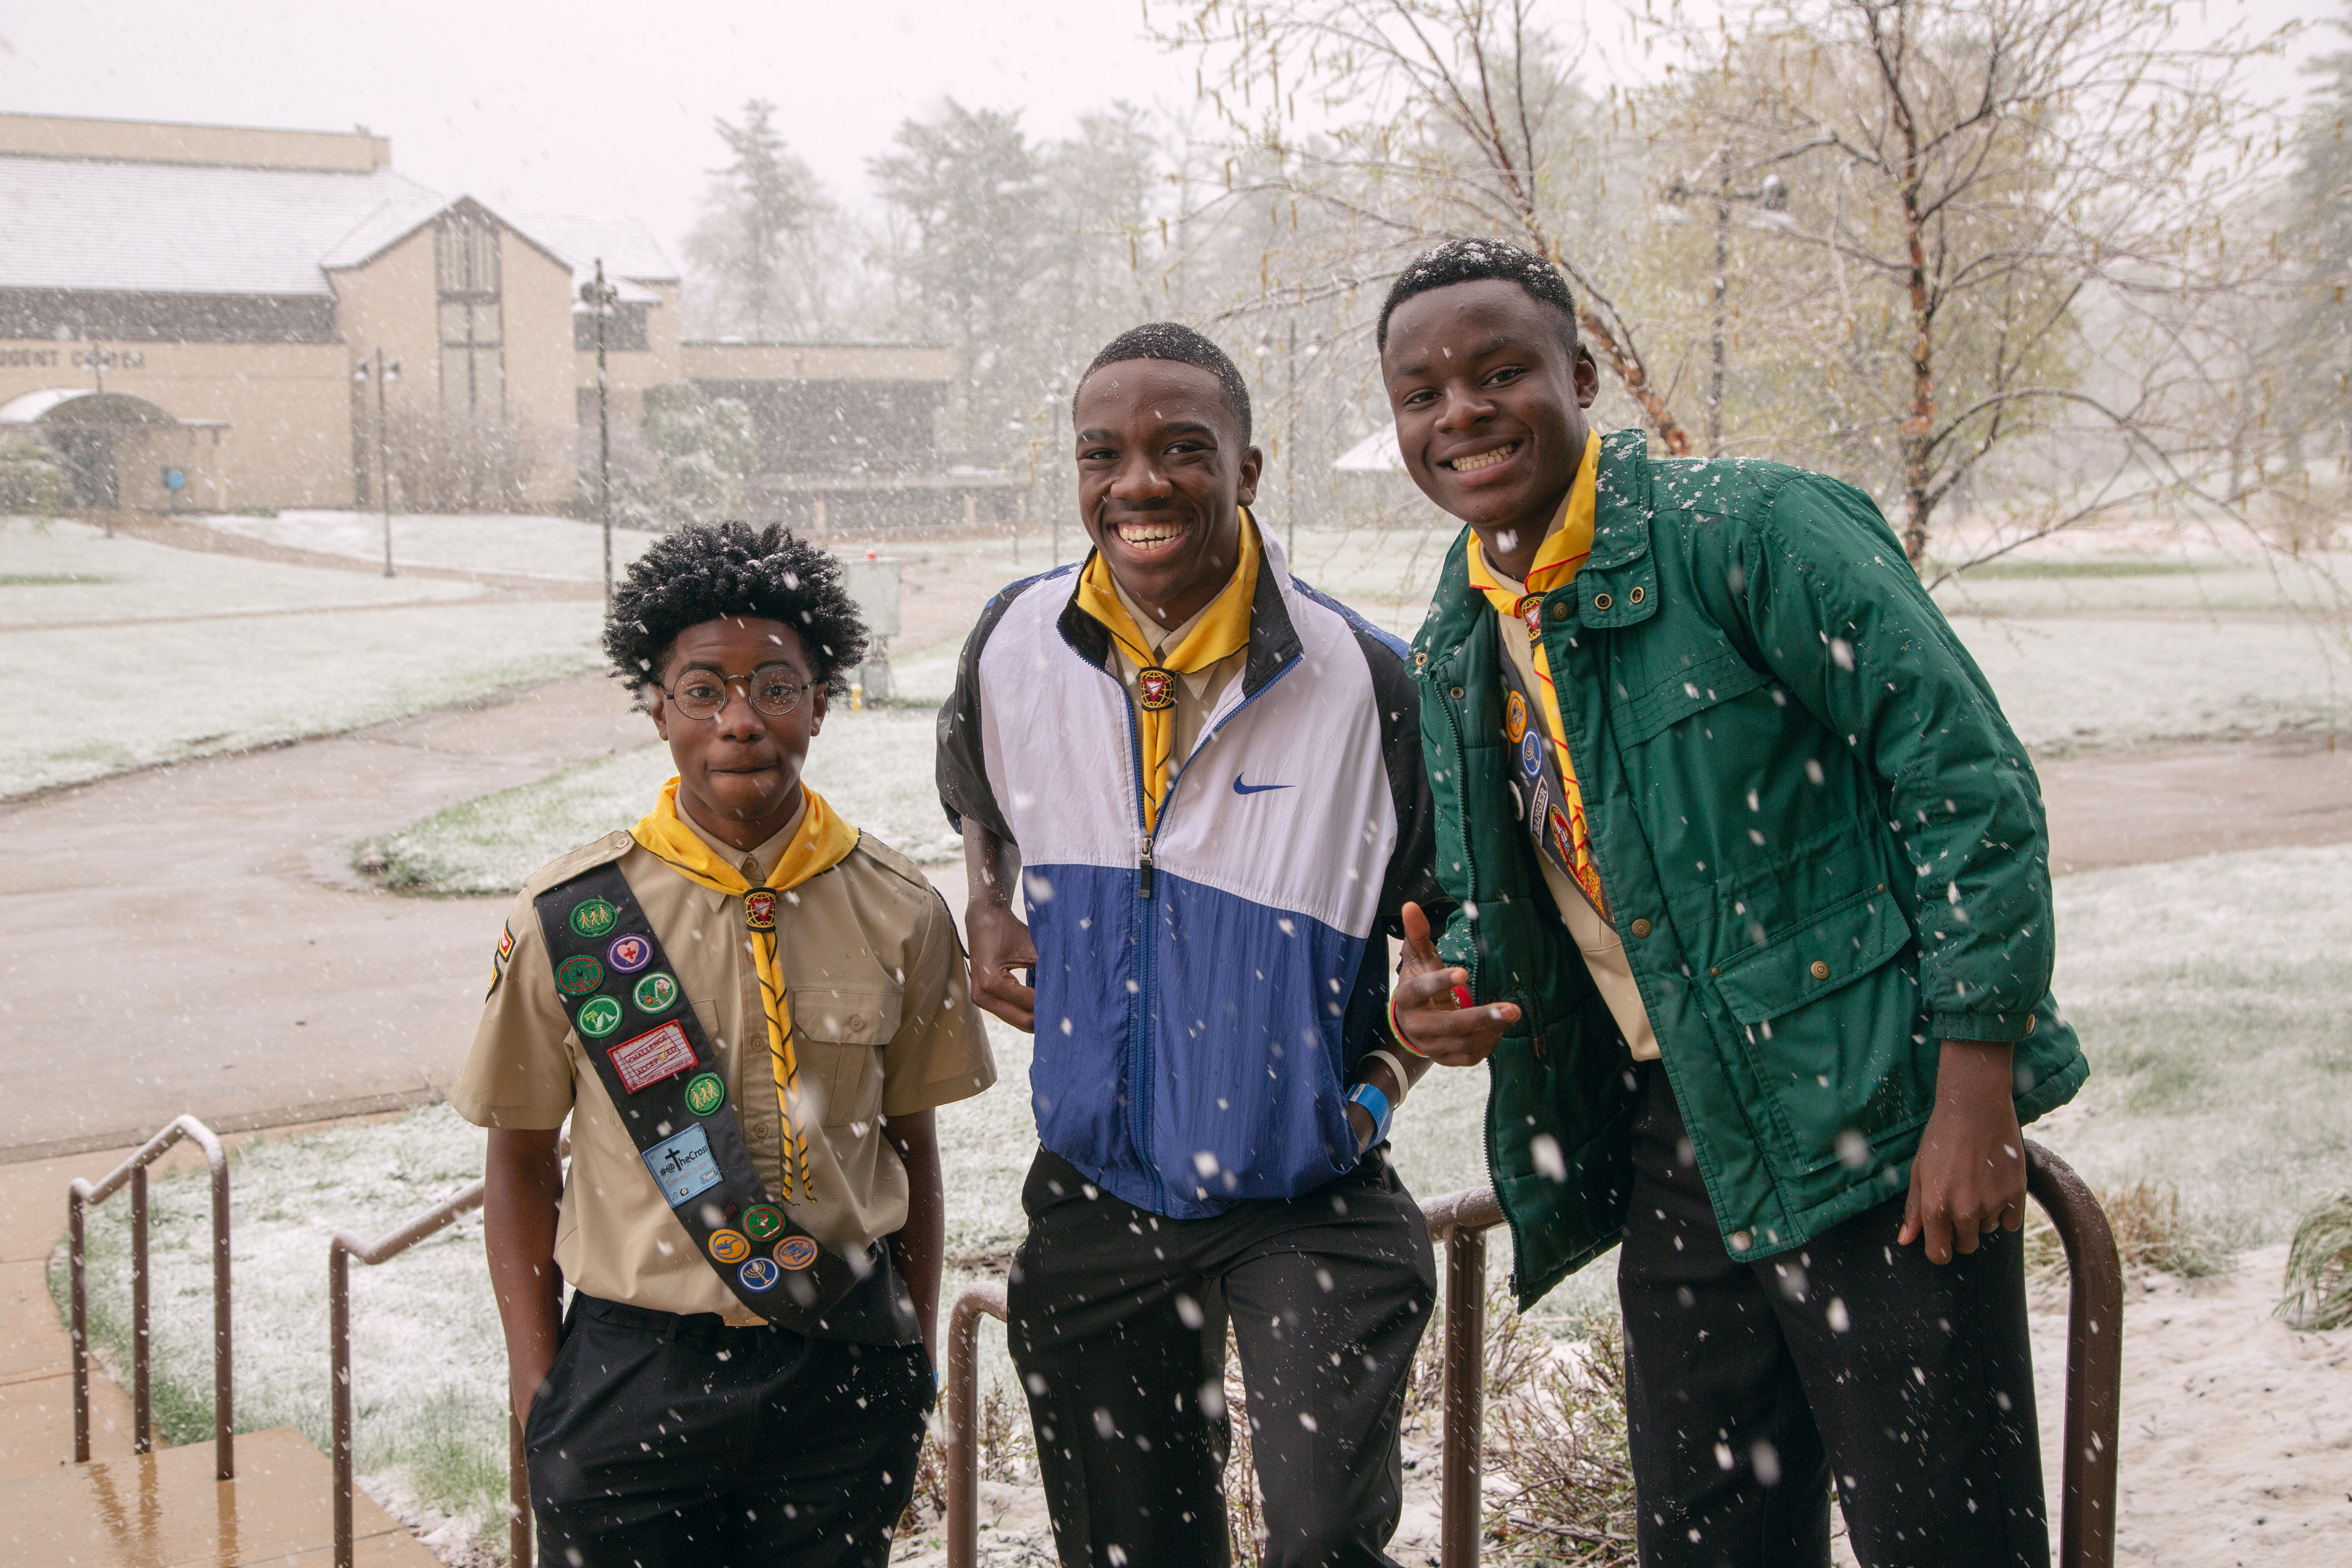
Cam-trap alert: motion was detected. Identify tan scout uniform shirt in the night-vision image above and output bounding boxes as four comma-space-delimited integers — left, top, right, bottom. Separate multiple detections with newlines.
451, 817, 996, 1325
1486, 561, 1661, 1062
1105, 572, 1245, 763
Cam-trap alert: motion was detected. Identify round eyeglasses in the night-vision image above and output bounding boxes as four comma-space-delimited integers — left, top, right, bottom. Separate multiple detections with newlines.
658, 665, 813, 721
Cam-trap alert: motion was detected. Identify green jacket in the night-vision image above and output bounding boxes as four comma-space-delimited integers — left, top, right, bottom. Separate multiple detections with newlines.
1412, 430, 2087, 1307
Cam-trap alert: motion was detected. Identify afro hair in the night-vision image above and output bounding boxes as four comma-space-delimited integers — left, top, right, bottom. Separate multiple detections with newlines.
1375, 238, 1579, 355
1076, 322, 1253, 444
604, 522, 869, 694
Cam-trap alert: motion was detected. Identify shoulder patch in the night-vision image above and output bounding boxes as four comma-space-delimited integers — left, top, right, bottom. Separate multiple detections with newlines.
486, 922, 515, 1000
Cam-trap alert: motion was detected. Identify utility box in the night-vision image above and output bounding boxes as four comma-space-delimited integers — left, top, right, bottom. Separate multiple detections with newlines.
839, 553, 901, 703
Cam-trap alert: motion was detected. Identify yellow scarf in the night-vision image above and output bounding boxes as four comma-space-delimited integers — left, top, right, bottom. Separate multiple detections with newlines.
1074, 509, 1262, 832
1466, 430, 1609, 919
629, 777, 859, 1201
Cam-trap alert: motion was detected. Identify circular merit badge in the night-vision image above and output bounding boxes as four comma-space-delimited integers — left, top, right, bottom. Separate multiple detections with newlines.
1136, 666, 1177, 711
1519, 593, 1545, 639
683, 1071, 726, 1116
737, 1256, 782, 1293
1503, 690, 1529, 744
575, 996, 624, 1039
744, 889, 778, 932
606, 933, 653, 974
1519, 728, 1544, 780
741, 1203, 785, 1241
568, 898, 619, 939
633, 972, 679, 1014
774, 1234, 820, 1272
555, 955, 604, 997
707, 1228, 751, 1265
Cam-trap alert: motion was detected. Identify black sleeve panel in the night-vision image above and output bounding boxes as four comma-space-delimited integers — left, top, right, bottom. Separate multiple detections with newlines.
934, 580, 1029, 845
1356, 626, 1451, 941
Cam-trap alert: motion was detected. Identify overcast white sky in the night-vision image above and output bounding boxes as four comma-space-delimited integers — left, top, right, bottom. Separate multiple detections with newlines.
0, 0, 2326, 273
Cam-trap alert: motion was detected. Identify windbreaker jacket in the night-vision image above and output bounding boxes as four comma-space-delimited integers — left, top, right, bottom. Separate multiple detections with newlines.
938, 531, 1444, 1219
1414, 430, 2088, 1305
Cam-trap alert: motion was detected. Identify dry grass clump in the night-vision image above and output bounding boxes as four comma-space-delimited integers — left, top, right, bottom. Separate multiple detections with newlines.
901, 1382, 1033, 1535
1485, 1312, 1639, 1565
2278, 1190, 2352, 1331
2022, 1179, 2230, 1284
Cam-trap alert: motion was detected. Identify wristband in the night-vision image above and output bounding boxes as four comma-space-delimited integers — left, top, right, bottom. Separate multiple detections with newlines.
1363, 1048, 1413, 1106
1385, 992, 1432, 1058
1345, 1080, 1394, 1148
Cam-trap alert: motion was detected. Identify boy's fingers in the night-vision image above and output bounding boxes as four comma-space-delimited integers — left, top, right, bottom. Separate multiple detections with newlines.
1394, 967, 1469, 1009
1399, 901, 1442, 967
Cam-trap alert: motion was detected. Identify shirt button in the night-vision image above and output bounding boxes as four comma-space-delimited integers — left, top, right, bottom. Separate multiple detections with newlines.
848, 1013, 866, 1033
1810, 960, 1831, 980
1629, 918, 1652, 939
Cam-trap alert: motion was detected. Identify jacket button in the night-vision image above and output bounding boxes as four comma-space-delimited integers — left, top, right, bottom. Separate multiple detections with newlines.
1629, 918, 1652, 938
1592, 592, 1614, 611
1810, 960, 1831, 980
1629, 585, 1645, 604
1550, 601, 1570, 621
1729, 1229, 1753, 1252
1450, 686, 1465, 700
2026, 1014, 2037, 1034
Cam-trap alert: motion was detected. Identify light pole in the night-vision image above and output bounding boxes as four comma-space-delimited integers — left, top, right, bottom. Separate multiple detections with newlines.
1670, 147, 1790, 457
352, 349, 400, 576
581, 261, 621, 609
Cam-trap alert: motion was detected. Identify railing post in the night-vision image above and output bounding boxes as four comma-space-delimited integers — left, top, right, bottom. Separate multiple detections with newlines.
2026, 1141, 2122, 1568
332, 1243, 354, 1568
944, 1282, 1004, 1568
209, 1136, 234, 1480
130, 1162, 151, 1455
510, 1408, 533, 1568
69, 1193, 88, 1463
1440, 1223, 1486, 1568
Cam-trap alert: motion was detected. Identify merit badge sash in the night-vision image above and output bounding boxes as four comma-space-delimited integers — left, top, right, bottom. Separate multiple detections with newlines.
536, 861, 912, 1338
1492, 638, 1612, 926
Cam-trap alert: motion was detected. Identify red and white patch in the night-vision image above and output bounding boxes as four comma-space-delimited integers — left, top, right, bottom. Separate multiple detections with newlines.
1136, 666, 1177, 711
744, 889, 778, 931
607, 1021, 697, 1094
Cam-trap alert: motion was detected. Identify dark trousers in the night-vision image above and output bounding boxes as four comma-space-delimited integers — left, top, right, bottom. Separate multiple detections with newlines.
525, 1293, 932, 1568
1009, 1148, 1437, 1568
1619, 1064, 2049, 1568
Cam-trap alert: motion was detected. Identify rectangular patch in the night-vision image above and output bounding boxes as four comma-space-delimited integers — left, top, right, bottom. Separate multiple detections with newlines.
642, 1122, 721, 1207
608, 1021, 696, 1094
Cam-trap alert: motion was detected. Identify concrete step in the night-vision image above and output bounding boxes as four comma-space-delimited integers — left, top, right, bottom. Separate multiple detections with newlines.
0, 1423, 440, 1566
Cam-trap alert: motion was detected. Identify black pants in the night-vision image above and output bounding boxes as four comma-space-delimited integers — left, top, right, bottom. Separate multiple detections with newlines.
526, 1293, 932, 1568
1009, 1148, 1436, 1568
1619, 1064, 2049, 1568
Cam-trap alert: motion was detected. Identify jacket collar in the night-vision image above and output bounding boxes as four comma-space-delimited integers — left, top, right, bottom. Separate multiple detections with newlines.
1056, 517, 1303, 697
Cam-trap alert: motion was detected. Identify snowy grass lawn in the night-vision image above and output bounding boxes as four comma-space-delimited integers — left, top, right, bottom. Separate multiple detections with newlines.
4, 598, 605, 798
205, 509, 664, 583
0, 514, 483, 624
358, 703, 963, 894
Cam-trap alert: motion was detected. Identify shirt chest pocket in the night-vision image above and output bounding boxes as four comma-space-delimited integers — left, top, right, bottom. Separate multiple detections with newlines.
789, 988, 901, 1129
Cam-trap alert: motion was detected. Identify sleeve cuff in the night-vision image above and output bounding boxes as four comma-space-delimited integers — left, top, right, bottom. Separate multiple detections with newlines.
1930, 1010, 2040, 1045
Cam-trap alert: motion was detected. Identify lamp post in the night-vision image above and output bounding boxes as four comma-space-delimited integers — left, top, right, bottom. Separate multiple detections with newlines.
581, 261, 621, 610
1670, 147, 1791, 457
352, 349, 400, 576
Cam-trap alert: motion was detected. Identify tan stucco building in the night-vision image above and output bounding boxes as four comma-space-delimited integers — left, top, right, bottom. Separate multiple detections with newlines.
0, 111, 988, 525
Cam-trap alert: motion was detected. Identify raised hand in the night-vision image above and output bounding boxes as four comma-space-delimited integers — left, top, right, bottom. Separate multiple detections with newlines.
1391, 900, 1519, 1066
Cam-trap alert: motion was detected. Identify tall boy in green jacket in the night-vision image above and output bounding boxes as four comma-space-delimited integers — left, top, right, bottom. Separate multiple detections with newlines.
1379, 239, 2086, 1567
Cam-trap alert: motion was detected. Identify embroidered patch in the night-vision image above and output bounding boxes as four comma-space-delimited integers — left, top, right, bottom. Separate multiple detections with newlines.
774, 1235, 820, 1271
1528, 774, 1550, 832
707, 1228, 751, 1265
575, 996, 624, 1039
555, 955, 604, 996
742, 1203, 785, 1241
1519, 594, 1544, 639
642, 1122, 721, 1206
1519, 729, 1544, 780
606, 933, 653, 974
737, 1256, 782, 1292
568, 898, 619, 939
744, 889, 778, 931
1136, 666, 1177, 711
683, 1071, 726, 1116
633, 972, 679, 1014
487, 924, 517, 1000
607, 1020, 695, 1093
1547, 804, 1576, 868
1503, 690, 1529, 744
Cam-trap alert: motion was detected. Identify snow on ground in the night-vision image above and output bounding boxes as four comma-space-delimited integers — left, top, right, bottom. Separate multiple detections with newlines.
204, 509, 664, 583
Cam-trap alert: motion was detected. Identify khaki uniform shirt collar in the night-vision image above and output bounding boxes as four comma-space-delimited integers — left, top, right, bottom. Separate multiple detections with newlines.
1109, 572, 1223, 700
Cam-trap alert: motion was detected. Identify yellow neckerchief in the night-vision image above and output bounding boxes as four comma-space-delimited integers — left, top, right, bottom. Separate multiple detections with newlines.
1074, 509, 1263, 833
1466, 429, 1608, 918
630, 776, 859, 1201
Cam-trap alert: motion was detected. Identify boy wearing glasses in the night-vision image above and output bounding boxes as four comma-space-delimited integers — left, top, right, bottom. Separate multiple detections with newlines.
456, 522, 994, 1567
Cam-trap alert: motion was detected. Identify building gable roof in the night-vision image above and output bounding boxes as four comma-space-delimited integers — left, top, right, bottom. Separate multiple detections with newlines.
509, 214, 677, 308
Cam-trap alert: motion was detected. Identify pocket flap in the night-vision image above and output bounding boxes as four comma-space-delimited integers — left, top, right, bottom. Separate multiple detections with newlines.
790, 988, 903, 1045
1712, 892, 1911, 1027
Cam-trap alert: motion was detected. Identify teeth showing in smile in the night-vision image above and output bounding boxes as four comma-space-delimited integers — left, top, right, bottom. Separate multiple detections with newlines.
1446, 443, 1519, 473
1116, 521, 1186, 549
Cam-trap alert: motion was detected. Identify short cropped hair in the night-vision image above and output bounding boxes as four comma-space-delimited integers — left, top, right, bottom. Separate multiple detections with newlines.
1376, 238, 1579, 355
604, 521, 869, 693
1076, 322, 1253, 445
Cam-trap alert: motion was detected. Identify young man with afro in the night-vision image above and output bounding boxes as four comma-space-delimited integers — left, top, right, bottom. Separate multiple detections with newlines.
1377, 240, 2087, 1566
459, 522, 995, 1566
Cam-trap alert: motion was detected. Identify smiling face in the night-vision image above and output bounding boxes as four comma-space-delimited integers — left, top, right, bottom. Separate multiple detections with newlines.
648, 617, 828, 851
1073, 358, 1263, 629
1381, 278, 1600, 578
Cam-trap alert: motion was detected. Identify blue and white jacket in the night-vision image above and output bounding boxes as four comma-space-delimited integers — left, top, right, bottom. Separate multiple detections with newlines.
936, 531, 1445, 1219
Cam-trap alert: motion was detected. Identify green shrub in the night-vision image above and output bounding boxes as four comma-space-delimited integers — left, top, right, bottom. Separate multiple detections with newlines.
0, 437, 64, 514
2279, 1191, 2352, 1331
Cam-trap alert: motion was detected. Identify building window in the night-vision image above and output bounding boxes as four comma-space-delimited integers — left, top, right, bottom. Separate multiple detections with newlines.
435, 213, 503, 417
574, 302, 649, 353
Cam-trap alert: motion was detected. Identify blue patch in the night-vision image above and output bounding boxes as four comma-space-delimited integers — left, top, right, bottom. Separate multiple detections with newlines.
1519, 729, 1544, 780
737, 1256, 782, 1293
642, 1123, 721, 1207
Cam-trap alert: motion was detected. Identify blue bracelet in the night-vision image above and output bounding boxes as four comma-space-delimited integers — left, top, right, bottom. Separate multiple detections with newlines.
1346, 1080, 1393, 1148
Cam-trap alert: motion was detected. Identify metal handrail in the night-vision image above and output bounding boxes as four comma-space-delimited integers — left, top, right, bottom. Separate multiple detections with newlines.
68, 1114, 232, 1479
330, 1177, 530, 1568
943, 1143, 2122, 1568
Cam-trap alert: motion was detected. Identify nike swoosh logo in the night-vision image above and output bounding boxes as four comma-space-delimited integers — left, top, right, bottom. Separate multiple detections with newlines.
1233, 773, 1295, 795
